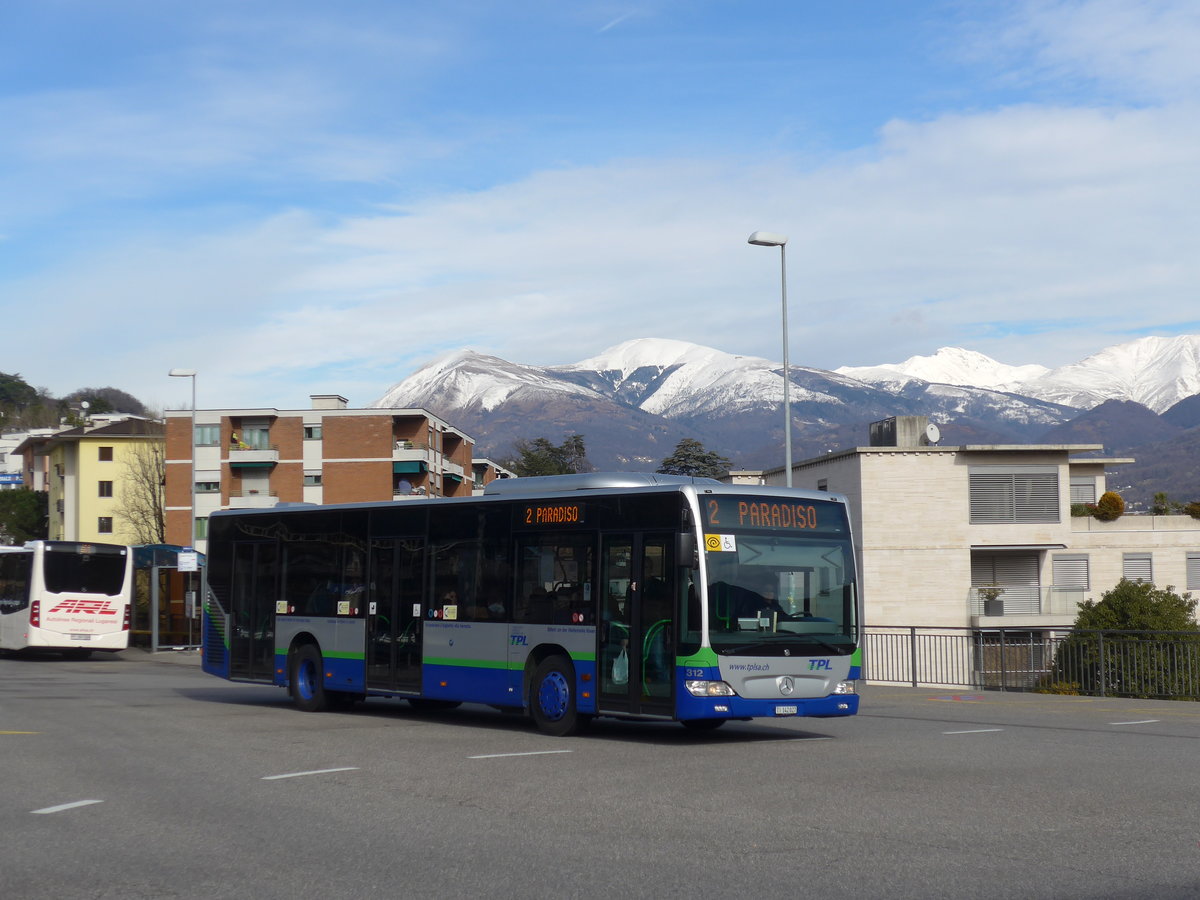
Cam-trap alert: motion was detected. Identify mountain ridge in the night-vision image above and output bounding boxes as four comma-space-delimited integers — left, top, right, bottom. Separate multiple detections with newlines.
371, 334, 1200, 507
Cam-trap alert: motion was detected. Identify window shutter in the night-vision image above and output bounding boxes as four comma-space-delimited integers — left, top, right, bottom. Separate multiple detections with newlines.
969, 467, 1060, 524
969, 473, 1015, 523
1052, 555, 1089, 590
1069, 477, 1096, 504
1186, 554, 1200, 591
1122, 554, 1152, 584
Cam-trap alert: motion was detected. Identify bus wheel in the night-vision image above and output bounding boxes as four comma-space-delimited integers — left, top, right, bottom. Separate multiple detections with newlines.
530, 655, 590, 737
289, 645, 330, 712
681, 718, 726, 731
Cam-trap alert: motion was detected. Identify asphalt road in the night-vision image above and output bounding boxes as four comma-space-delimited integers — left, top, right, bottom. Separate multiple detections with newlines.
1, 649, 1198, 899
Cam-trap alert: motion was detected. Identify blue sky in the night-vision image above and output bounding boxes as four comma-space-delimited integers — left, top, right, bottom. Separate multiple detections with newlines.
2, 0, 1198, 410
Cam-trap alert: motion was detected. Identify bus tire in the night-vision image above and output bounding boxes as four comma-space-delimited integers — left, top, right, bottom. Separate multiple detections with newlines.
529, 655, 590, 737
681, 718, 726, 731
289, 644, 330, 712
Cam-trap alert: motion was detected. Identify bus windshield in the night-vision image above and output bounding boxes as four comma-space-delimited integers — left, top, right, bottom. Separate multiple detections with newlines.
42, 543, 129, 596
702, 495, 857, 656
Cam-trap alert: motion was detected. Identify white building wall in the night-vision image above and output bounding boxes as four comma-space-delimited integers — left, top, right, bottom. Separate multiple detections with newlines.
778, 442, 1200, 628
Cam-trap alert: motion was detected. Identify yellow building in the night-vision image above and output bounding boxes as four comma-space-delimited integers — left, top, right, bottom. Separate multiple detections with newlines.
35, 419, 165, 544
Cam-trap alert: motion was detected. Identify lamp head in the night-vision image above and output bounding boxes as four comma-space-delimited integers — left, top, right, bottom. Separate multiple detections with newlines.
168, 368, 197, 377
748, 231, 788, 247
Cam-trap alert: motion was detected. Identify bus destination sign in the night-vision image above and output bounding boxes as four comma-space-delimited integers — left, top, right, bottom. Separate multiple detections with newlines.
521, 503, 586, 526
703, 495, 844, 533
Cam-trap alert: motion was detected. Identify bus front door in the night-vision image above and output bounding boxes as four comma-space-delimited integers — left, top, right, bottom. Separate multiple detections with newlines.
228, 541, 278, 682
598, 533, 675, 718
366, 538, 424, 694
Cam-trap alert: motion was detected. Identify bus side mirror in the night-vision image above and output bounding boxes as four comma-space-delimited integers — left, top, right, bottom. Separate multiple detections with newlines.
678, 533, 699, 570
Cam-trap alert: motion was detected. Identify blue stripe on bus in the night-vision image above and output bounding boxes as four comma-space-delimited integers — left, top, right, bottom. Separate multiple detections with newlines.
420, 659, 599, 711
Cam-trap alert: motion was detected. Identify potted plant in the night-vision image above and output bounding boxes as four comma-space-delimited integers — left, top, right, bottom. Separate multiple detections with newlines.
978, 584, 1004, 616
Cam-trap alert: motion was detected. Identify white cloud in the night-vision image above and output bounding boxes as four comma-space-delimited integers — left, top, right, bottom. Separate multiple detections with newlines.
4, 0, 1200, 410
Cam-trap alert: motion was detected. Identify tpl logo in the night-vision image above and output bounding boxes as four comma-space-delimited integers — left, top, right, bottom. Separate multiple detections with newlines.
808, 659, 832, 671
510, 634, 528, 646
48, 598, 115, 616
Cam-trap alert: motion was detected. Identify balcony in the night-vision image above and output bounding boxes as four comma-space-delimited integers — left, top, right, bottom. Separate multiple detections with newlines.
228, 490, 279, 509
229, 445, 279, 467
968, 585, 1085, 628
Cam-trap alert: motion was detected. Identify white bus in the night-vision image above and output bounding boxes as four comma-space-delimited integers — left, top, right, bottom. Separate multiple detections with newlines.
0, 541, 133, 658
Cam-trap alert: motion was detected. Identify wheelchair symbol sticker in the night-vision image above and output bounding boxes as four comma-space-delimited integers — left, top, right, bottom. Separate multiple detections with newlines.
704, 534, 736, 552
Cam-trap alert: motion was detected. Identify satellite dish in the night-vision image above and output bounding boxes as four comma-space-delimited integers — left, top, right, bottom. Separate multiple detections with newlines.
925, 423, 941, 445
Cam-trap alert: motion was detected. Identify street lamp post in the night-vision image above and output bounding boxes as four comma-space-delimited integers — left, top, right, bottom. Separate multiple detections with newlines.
747, 231, 792, 487
168, 369, 197, 647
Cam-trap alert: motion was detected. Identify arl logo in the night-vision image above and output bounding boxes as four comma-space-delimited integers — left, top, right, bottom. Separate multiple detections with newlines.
48, 598, 116, 616
808, 659, 832, 671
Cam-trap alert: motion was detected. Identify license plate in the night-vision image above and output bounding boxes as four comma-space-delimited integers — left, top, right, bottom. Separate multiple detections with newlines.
775, 705, 797, 716
70, 634, 91, 641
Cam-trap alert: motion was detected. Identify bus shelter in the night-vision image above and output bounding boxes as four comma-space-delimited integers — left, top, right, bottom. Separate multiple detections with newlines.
132, 545, 207, 652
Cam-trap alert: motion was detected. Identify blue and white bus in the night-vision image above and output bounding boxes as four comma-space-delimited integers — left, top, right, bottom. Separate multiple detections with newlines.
0, 541, 133, 658
201, 474, 861, 734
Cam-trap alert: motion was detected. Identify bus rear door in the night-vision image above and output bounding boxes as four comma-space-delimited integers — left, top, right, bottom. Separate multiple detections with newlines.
366, 537, 424, 694
228, 541, 278, 682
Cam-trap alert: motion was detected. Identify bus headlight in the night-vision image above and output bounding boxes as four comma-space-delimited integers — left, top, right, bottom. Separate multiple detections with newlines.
833, 680, 856, 695
686, 680, 736, 697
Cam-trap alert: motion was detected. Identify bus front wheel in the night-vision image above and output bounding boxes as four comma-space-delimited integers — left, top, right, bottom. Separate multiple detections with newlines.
289, 644, 330, 712
529, 655, 590, 737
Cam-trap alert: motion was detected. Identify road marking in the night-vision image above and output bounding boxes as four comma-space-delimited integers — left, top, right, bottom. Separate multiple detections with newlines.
943, 728, 1004, 735
32, 799, 103, 815
262, 767, 360, 780
468, 750, 573, 759
1, 731, 40, 735
1110, 720, 1159, 726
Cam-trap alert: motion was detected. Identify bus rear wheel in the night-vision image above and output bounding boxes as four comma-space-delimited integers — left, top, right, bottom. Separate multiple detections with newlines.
529, 655, 590, 737
289, 644, 330, 712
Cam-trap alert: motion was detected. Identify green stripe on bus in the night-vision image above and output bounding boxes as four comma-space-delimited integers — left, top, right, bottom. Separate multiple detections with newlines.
851, 647, 862, 666
425, 653, 597, 670
274, 649, 364, 661
425, 656, 509, 670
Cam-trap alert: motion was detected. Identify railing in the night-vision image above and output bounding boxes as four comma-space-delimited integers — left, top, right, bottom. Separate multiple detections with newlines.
228, 444, 279, 463
967, 586, 1085, 617
864, 626, 1200, 698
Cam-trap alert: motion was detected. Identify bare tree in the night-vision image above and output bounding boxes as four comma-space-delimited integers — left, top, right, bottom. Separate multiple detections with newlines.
116, 440, 165, 545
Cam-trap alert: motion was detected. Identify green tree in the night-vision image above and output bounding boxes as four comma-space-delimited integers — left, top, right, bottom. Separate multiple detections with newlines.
657, 438, 731, 478
1043, 579, 1200, 698
503, 435, 591, 477
0, 490, 48, 544
1151, 492, 1182, 515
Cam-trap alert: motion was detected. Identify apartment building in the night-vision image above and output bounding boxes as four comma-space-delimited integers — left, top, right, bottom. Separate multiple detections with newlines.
744, 416, 1200, 629
15, 418, 164, 544
164, 395, 478, 551
472, 458, 515, 494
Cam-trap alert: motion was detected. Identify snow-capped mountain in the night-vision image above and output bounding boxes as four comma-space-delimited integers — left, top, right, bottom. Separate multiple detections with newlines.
838, 335, 1200, 414
1017, 335, 1200, 413
837, 348, 1049, 394
371, 338, 1079, 471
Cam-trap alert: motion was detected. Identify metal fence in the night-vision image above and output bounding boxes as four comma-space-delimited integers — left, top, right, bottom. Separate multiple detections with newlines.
863, 627, 1200, 699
